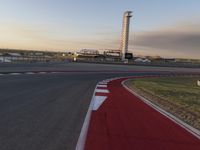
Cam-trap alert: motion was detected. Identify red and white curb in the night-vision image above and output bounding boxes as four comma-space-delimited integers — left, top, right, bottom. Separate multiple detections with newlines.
75, 77, 120, 150
76, 75, 200, 150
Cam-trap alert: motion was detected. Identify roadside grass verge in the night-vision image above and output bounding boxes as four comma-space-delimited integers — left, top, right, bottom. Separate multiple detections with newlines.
125, 77, 200, 130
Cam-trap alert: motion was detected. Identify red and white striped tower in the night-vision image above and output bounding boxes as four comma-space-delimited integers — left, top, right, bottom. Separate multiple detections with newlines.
120, 11, 132, 61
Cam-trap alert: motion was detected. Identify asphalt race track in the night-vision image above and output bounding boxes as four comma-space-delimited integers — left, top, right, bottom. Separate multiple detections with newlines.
0, 62, 200, 150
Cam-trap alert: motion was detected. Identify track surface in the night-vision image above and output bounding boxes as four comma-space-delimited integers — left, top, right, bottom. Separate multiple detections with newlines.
85, 78, 200, 150
0, 62, 200, 150
0, 73, 98, 150
1, 62, 200, 73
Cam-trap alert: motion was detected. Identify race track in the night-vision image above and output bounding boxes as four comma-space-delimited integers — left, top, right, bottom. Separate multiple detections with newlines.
0, 62, 199, 150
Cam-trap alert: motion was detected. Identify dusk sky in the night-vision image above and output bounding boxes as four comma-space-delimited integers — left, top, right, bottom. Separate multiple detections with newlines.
0, 0, 200, 59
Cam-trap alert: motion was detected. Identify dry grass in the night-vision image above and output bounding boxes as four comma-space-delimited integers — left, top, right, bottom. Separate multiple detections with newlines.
126, 77, 200, 130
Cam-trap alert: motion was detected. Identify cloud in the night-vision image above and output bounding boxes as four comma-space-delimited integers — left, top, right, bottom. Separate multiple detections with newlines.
0, 23, 120, 51
130, 23, 200, 59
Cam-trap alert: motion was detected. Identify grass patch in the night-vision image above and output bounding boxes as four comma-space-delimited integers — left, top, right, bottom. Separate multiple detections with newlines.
127, 77, 200, 130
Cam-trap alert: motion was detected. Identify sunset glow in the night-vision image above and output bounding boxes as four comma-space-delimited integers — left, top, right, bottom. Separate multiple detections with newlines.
0, 0, 200, 58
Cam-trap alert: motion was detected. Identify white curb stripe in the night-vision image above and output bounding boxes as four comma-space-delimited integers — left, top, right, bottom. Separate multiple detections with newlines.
98, 82, 108, 85
97, 84, 107, 88
104, 80, 111, 82
76, 78, 112, 150
100, 81, 108, 83
95, 89, 109, 93
92, 96, 107, 110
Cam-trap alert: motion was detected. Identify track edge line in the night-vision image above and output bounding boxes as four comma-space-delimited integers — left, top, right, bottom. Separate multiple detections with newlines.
75, 85, 97, 150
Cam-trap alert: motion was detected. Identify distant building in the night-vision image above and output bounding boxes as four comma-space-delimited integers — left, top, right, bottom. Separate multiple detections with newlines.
75, 49, 101, 59
134, 58, 151, 63
0, 57, 11, 63
153, 57, 176, 63
79, 49, 99, 55
104, 49, 121, 57
8, 53, 22, 57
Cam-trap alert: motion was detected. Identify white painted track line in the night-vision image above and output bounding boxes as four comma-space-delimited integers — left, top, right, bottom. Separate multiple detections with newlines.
9, 73, 21, 75
75, 85, 97, 150
25, 72, 35, 74
38, 72, 47, 74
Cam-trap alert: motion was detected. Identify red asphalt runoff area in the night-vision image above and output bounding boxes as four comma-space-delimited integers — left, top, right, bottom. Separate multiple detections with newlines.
84, 78, 200, 150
